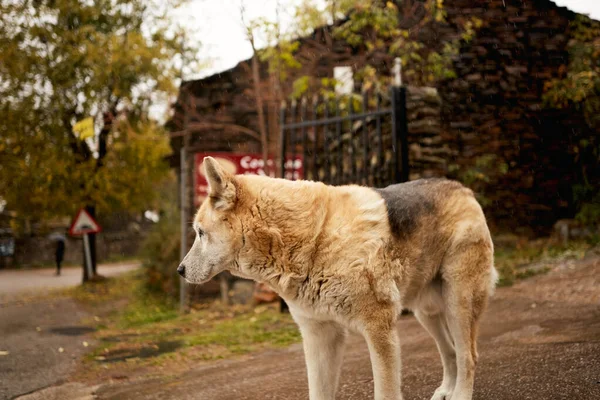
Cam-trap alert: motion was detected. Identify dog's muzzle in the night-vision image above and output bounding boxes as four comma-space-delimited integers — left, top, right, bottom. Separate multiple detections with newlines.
177, 264, 186, 277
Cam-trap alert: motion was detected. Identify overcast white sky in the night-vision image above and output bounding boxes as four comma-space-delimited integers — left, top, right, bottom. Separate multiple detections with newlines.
175, 0, 600, 80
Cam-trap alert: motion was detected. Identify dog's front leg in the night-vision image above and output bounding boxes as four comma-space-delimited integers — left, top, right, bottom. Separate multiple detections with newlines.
364, 321, 403, 400
296, 316, 347, 400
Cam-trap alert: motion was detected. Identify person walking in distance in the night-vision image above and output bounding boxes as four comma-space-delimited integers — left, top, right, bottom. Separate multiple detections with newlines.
55, 237, 65, 276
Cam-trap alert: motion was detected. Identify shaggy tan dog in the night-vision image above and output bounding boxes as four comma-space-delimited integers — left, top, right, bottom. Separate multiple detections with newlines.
179, 157, 498, 400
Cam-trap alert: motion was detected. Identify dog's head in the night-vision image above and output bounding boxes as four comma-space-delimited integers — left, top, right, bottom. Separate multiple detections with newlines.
177, 157, 244, 284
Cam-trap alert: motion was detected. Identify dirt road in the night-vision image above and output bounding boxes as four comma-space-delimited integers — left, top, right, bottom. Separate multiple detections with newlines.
92, 253, 600, 400
0, 263, 139, 400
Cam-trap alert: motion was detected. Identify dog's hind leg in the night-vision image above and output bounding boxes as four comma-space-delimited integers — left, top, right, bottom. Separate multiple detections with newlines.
415, 310, 456, 400
295, 317, 347, 400
441, 240, 494, 400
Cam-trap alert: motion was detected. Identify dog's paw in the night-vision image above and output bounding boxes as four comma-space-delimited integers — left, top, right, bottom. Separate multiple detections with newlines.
430, 387, 453, 400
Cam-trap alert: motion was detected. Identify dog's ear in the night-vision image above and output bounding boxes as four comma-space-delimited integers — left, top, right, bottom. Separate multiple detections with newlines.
203, 157, 236, 210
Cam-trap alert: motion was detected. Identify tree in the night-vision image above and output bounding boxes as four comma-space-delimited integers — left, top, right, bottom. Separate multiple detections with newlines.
240, 1, 270, 166
0, 0, 199, 275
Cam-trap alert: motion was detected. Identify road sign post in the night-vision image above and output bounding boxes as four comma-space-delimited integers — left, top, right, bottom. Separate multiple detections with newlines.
82, 233, 94, 280
69, 208, 102, 282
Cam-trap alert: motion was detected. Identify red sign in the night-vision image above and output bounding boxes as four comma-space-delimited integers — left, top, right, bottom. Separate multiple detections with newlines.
194, 152, 303, 206
69, 208, 102, 236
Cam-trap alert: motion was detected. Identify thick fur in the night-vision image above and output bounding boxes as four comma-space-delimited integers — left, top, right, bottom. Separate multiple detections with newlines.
180, 157, 498, 400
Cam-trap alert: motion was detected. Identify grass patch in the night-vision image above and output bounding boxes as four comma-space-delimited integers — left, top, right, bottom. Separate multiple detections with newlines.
63, 270, 143, 306
182, 308, 301, 351
494, 240, 592, 286
514, 266, 552, 281
101, 254, 141, 264
65, 271, 300, 377
117, 296, 179, 329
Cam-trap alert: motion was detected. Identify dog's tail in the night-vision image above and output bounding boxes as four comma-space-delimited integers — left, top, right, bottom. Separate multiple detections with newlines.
488, 265, 500, 297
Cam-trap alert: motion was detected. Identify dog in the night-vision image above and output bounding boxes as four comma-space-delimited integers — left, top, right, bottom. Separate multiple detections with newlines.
179, 156, 498, 400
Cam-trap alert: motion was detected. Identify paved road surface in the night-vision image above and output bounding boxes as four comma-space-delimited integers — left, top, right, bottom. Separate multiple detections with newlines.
93, 254, 600, 400
0, 263, 139, 303
0, 263, 139, 400
0, 297, 94, 400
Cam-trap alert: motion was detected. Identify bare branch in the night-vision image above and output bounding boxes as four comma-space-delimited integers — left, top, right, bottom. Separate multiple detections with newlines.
239, 0, 269, 165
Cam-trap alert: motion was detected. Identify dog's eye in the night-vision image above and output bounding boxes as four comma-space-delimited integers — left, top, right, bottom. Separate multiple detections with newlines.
196, 228, 204, 237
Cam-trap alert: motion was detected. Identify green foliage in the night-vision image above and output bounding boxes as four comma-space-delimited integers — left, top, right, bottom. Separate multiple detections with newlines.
292, 1, 330, 36
292, 0, 356, 35
334, 1, 482, 87
494, 240, 591, 286
259, 39, 302, 82
448, 154, 508, 208
1, 96, 87, 221
291, 75, 311, 99
335, 1, 400, 48
544, 15, 600, 131
0, 0, 198, 232
573, 184, 600, 227
354, 64, 380, 93
91, 119, 171, 215
543, 15, 600, 225
139, 177, 181, 298
243, 9, 304, 89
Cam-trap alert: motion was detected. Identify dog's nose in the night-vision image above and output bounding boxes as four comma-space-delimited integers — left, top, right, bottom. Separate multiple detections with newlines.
177, 264, 186, 277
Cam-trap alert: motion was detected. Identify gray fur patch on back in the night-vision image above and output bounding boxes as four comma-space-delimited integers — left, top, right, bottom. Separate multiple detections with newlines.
375, 179, 453, 238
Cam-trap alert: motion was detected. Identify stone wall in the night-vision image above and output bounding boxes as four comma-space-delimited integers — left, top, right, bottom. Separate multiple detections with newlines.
406, 87, 449, 179
438, 0, 593, 231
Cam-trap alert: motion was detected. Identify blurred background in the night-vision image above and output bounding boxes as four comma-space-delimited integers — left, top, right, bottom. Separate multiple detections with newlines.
0, 1, 599, 399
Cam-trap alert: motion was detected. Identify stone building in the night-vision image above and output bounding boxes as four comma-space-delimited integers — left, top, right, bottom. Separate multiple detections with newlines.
169, 0, 598, 233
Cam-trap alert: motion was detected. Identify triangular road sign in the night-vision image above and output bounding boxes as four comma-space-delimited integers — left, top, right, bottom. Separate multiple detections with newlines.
69, 208, 102, 236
